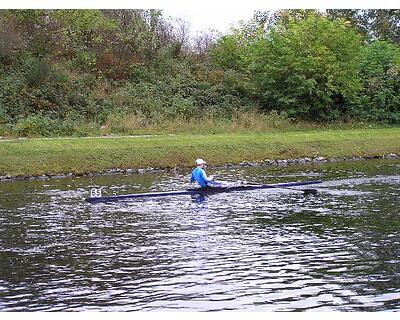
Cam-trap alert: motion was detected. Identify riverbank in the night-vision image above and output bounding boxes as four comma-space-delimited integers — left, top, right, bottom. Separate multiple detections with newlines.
0, 128, 399, 181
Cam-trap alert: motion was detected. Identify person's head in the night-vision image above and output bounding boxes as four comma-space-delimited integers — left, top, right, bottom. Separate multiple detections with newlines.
195, 158, 207, 168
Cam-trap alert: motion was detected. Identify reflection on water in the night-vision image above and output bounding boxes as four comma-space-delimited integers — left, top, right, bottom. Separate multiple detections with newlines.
0, 159, 399, 311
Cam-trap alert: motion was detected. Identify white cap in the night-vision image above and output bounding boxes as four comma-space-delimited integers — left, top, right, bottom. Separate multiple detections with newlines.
195, 158, 207, 165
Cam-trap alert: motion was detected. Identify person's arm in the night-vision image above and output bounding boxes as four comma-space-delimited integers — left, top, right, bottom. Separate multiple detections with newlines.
190, 171, 195, 182
200, 169, 213, 183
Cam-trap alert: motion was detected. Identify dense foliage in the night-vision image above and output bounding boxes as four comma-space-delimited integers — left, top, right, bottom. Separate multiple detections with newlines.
356, 41, 400, 123
254, 15, 362, 120
0, 9, 254, 136
0, 9, 399, 136
211, 11, 400, 122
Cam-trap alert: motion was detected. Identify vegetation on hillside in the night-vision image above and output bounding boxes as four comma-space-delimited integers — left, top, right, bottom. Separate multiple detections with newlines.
0, 9, 399, 137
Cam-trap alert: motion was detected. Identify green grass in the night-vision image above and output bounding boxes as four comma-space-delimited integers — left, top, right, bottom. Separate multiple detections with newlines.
0, 110, 390, 138
0, 128, 399, 177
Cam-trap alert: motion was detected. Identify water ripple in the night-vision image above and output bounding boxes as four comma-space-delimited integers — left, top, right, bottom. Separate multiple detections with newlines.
0, 160, 399, 311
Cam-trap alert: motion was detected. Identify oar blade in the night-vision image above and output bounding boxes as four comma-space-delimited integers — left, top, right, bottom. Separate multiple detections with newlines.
303, 189, 318, 195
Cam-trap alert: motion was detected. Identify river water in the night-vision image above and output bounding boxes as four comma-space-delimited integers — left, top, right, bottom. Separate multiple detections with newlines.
0, 159, 399, 311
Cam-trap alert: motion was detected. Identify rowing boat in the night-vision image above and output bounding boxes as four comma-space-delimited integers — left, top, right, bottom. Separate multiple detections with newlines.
86, 180, 322, 203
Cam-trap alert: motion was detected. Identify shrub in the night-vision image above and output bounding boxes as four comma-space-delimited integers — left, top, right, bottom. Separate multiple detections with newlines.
0, 73, 29, 120
14, 115, 55, 137
255, 15, 363, 121
72, 50, 97, 71
26, 58, 50, 87
13, 114, 82, 137
0, 102, 10, 124
0, 123, 14, 137
211, 14, 364, 121
354, 41, 400, 123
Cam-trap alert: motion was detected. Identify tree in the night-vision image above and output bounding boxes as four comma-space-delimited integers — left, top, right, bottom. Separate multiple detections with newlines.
192, 30, 218, 62
326, 9, 400, 44
51, 9, 117, 54
210, 18, 266, 72
210, 32, 247, 70
355, 40, 400, 123
0, 11, 28, 62
252, 9, 321, 33
8, 9, 56, 56
251, 14, 363, 121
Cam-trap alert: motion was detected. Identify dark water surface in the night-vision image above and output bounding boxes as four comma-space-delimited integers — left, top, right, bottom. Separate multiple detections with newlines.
0, 159, 399, 311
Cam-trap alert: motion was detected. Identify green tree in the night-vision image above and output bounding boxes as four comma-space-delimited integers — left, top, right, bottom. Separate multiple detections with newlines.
252, 14, 363, 120
355, 40, 400, 123
210, 33, 247, 70
254, 9, 320, 31
8, 9, 55, 56
326, 9, 400, 44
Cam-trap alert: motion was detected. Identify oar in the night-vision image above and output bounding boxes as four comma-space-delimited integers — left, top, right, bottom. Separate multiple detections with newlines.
221, 180, 318, 195
267, 183, 318, 195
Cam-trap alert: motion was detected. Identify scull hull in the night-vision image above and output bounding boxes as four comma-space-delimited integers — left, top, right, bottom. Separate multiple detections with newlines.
86, 180, 322, 203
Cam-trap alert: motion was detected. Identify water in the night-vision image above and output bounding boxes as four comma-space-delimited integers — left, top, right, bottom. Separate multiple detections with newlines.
0, 159, 399, 311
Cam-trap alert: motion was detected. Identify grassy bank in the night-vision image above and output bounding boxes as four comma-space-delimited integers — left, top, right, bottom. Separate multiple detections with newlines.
0, 111, 383, 138
0, 128, 399, 177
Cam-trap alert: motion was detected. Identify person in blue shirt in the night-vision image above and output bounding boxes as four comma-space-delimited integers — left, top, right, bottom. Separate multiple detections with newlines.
190, 158, 221, 188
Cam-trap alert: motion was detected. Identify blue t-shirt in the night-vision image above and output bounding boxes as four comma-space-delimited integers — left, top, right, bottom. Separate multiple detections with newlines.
190, 167, 210, 187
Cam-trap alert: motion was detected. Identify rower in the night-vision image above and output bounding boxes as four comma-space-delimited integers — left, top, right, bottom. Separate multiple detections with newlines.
190, 159, 222, 188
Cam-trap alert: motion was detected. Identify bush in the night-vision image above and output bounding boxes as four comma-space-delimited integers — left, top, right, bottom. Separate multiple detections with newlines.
26, 58, 49, 87
353, 41, 400, 123
72, 50, 97, 71
0, 123, 14, 137
211, 14, 365, 121
2, 9, 398, 139
14, 115, 55, 137
13, 115, 79, 137
257, 15, 363, 121
0, 73, 29, 120
0, 102, 10, 124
